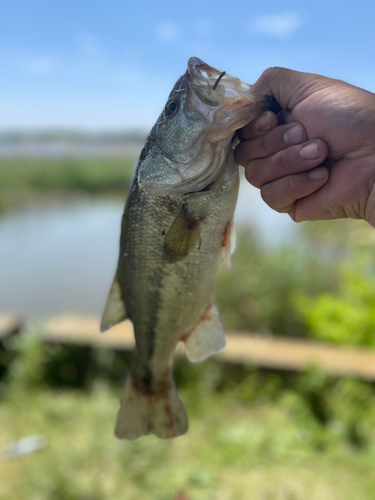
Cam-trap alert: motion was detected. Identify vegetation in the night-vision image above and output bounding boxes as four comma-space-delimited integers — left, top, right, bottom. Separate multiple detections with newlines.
2, 154, 375, 498
217, 219, 375, 344
297, 228, 375, 346
2, 331, 375, 500
0, 157, 135, 209
216, 227, 339, 338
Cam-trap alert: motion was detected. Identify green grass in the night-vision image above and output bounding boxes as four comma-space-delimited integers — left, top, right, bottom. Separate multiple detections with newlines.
2, 333, 375, 500
2, 381, 375, 500
0, 157, 135, 209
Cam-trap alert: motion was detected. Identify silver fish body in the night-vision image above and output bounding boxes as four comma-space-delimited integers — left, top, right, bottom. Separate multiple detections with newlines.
101, 58, 280, 439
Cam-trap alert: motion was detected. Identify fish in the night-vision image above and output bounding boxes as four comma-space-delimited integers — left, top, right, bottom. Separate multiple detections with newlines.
101, 57, 280, 440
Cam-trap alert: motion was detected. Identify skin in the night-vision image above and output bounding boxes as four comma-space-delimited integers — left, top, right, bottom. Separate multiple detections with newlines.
234, 68, 375, 227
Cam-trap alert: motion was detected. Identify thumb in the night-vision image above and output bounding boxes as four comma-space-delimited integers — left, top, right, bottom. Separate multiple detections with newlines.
250, 67, 323, 110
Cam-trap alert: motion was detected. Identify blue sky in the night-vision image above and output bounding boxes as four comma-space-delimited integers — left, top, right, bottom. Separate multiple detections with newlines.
1, 0, 375, 131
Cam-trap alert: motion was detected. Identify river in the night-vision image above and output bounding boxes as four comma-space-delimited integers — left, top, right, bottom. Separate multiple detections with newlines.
0, 179, 297, 321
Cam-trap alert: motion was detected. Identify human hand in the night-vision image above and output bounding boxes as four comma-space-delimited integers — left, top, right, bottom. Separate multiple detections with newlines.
235, 68, 375, 226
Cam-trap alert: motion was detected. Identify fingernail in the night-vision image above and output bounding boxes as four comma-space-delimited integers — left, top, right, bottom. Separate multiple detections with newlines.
254, 112, 272, 132
308, 167, 328, 181
283, 124, 304, 145
300, 141, 319, 159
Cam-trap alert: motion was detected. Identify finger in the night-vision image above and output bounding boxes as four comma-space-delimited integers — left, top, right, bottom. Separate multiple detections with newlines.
238, 110, 278, 140
260, 167, 330, 216
235, 122, 307, 166
245, 139, 329, 189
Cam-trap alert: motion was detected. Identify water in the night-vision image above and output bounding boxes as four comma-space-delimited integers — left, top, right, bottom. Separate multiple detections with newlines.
235, 176, 297, 247
0, 198, 123, 320
0, 181, 297, 320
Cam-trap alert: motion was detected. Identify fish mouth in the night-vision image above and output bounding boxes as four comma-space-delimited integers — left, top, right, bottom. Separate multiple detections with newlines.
187, 57, 251, 92
186, 57, 280, 131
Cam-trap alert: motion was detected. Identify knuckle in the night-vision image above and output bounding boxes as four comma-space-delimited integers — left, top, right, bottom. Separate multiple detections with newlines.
261, 132, 274, 155
288, 206, 297, 222
258, 68, 273, 83
262, 66, 285, 80
261, 176, 297, 214
317, 139, 329, 160
285, 175, 294, 196
234, 142, 248, 167
245, 163, 261, 188
273, 149, 290, 174
292, 212, 304, 223
260, 183, 274, 207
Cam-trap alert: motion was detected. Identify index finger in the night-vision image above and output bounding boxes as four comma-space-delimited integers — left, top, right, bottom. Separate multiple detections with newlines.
238, 110, 279, 140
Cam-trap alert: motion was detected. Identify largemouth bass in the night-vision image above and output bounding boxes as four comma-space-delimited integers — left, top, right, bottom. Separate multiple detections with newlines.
101, 57, 279, 440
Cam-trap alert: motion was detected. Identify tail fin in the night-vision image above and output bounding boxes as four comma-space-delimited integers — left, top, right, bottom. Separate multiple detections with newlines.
115, 373, 188, 440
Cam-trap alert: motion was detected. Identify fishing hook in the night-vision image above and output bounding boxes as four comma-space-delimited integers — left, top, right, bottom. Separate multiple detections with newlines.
213, 71, 226, 90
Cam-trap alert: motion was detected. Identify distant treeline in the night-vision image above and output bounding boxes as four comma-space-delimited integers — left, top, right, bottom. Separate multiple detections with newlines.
0, 129, 148, 145
0, 157, 135, 210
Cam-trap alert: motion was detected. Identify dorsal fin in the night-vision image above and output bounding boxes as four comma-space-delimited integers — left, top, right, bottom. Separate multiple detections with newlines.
100, 272, 127, 332
183, 304, 226, 362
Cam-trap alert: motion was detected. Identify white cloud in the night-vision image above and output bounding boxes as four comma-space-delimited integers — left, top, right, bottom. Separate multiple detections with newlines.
24, 56, 56, 76
192, 19, 215, 38
250, 11, 303, 38
154, 22, 183, 42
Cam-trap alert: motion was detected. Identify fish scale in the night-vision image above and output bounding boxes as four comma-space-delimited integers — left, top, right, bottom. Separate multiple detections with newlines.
101, 57, 280, 439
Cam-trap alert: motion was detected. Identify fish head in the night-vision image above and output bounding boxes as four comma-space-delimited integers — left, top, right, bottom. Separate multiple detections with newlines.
138, 57, 280, 195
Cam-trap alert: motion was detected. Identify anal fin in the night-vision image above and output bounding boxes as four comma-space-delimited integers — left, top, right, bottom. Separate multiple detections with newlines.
100, 272, 127, 332
184, 304, 226, 363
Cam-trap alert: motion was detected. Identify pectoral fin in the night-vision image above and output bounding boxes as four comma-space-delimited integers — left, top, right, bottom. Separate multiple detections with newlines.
164, 208, 201, 262
100, 272, 127, 332
184, 304, 226, 362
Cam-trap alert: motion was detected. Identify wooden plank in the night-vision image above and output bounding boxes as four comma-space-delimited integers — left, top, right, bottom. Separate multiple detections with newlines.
41, 314, 375, 380
217, 334, 375, 380
43, 315, 135, 350
0, 314, 22, 340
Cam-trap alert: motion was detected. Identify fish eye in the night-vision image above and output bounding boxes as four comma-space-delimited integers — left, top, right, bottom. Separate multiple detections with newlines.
165, 99, 179, 116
